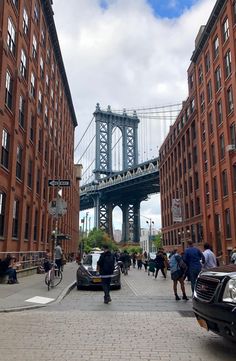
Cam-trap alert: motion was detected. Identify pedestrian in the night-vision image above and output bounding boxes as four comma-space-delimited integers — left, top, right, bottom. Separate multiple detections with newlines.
97, 245, 115, 304
132, 252, 137, 268
169, 249, 188, 301
120, 250, 131, 275
136, 253, 143, 270
0, 254, 19, 284
154, 250, 166, 279
231, 248, 236, 264
202, 243, 217, 270
142, 251, 148, 272
184, 240, 205, 295
55, 242, 63, 273
148, 257, 155, 276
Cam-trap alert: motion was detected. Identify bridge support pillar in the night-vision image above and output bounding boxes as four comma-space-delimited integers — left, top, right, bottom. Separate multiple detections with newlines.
121, 201, 141, 243
97, 200, 113, 239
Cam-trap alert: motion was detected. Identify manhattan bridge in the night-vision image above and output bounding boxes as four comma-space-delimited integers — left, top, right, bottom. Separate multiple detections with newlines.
76, 102, 181, 243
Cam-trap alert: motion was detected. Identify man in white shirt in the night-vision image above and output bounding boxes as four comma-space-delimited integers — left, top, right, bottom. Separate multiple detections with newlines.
202, 242, 217, 270
55, 242, 63, 272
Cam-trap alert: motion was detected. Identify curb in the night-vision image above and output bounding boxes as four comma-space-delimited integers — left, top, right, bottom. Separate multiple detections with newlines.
0, 281, 76, 313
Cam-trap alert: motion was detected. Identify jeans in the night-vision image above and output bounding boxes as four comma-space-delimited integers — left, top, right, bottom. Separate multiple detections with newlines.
5, 268, 17, 282
188, 268, 201, 293
102, 277, 111, 301
55, 259, 62, 273
155, 266, 166, 278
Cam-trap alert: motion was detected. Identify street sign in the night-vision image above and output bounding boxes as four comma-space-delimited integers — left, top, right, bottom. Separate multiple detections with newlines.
48, 179, 71, 187
48, 198, 67, 217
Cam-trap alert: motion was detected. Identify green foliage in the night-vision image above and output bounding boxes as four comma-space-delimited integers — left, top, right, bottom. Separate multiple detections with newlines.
81, 228, 118, 252
153, 231, 163, 250
122, 245, 142, 254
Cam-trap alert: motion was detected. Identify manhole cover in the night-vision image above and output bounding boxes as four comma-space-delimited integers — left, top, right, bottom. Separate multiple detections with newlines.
178, 311, 195, 317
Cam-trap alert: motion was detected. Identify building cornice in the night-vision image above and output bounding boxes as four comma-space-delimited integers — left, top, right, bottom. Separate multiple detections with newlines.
191, 0, 227, 63
41, 0, 78, 127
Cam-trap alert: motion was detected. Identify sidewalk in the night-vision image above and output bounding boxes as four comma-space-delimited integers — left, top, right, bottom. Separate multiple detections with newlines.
0, 262, 77, 312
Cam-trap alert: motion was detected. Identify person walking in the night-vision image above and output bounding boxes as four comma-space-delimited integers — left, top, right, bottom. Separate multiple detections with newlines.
169, 249, 188, 301
202, 243, 217, 270
231, 248, 236, 264
120, 250, 131, 275
136, 253, 143, 270
97, 245, 115, 304
132, 252, 137, 268
142, 251, 148, 272
184, 240, 205, 295
55, 242, 63, 273
154, 250, 166, 279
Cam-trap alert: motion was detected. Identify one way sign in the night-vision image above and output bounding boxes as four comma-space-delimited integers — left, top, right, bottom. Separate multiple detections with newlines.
48, 179, 71, 187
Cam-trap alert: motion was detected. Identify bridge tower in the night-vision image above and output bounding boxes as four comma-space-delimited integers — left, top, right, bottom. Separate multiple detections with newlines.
93, 103, 141, 243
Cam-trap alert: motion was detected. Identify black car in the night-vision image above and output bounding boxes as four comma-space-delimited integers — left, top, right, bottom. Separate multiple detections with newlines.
193, 264, 236, 341
76, 251, 121, 290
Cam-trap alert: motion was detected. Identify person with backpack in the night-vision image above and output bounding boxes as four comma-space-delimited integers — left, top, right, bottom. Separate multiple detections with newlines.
97, 245, 115, 304
169, 249, 188, 301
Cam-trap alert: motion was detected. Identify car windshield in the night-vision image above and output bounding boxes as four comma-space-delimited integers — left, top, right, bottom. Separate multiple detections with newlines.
83, 253, 101, 268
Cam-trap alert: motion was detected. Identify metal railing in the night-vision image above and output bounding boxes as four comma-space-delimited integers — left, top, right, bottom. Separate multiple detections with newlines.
0, 251, 46, 270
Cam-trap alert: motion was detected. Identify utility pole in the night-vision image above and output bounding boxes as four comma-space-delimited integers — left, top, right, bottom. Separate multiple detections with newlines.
85, 212, 89, 236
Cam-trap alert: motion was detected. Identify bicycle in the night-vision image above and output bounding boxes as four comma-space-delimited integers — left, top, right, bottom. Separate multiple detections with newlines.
44, 263, 63, 290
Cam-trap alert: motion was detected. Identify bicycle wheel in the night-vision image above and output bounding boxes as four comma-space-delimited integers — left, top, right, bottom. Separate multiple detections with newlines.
53, 269, 63, 286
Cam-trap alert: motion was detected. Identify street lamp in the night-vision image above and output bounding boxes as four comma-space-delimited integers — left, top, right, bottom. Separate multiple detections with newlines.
146, 219, 154, 253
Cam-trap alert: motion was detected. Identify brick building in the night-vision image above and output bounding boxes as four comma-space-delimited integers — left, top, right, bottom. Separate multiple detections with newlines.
0, 0, 80, 257
159, 0, 236, 263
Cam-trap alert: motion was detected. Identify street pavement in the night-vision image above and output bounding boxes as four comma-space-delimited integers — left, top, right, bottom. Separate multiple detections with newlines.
0, 265, 236, 361
0, 261, 77, 312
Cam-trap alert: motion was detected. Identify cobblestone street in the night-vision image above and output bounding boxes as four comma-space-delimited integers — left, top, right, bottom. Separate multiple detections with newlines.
0, 268, 235, 361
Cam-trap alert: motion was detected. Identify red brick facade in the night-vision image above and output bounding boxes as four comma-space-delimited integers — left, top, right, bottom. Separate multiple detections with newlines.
0, 0, 80, 256
159, 0, 236, 263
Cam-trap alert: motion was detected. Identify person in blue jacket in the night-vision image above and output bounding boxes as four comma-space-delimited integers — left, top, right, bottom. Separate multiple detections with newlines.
184, 240, 205, 295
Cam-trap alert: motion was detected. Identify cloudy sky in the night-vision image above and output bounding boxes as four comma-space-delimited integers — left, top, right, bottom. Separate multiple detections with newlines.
52, 0, 216, 231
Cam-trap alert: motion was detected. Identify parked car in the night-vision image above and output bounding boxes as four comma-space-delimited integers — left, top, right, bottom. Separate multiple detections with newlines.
76, 251, 121, 290
193, 264, 236, 341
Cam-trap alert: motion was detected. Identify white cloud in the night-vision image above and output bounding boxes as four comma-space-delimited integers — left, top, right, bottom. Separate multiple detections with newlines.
53, 0, 215, 229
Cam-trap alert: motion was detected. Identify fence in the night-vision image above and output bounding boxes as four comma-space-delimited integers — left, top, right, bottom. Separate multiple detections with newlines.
0, 251, 46, 270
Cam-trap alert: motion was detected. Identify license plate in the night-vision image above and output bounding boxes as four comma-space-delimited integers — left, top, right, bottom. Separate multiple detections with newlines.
197, 318, 208, 330
93, 277, 102, 283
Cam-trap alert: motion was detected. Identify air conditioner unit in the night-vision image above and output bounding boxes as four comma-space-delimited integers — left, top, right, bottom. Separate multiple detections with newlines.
226, 144, 236, 152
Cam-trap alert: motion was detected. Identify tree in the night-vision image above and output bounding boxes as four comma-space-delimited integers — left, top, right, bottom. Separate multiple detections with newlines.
153, 231, 163, 250
82, 228, 117, 252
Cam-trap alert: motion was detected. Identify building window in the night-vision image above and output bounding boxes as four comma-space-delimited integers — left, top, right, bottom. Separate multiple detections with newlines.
190, 98, 195, 113
201, 121, 206, 142
36, 168, 40, 194
189, 74, 194, 89
224, 50, 231, 78
220, 133, 225, 159
34, 210, 38, 241
41, 28, 45, 46
208, 111, 213, 134
194, 171, 199, 189
1, 129, 10, 169
230, 123, 236, 146
234, 1, 236, 24
19, 95, 25, 128
211, 143, 216, 166
38, 90, 42, 114
40, 57, 44, 78
27, 158, 33, 188
225, 209, 231, 238
203, 150, 208, 172
20, 49, 27, 79
12, 0, 19, 8
217, 99, 223, 125
222, 170, 228, 196
207, 80, 213, 103
189, 176, 193, 193
215, 66, 221, 92
222, 17, 229, 43
227, 86, 234, 114
32, 35, 37, 59
198, 65, 203, 84
5, 71, 13, 109
44, 105, 48, 125
205, 182, 210, 204
34, 2, 39, 23
193, 146, 197, 163
23, 8, 29, 35
213, 36, 219, 59
30, 73, 36, 98
0, 191, 6, 237
200, 92, 205, 113
213, 177, 218, 201
30, 114, 35, 142
196, 197, 200, 215
205, 51, 210, 73
24, 205, 30, 240
16, 145, 23, 180
38, 127, 42, 153
188, 153, 192, 169
7, 18, 16, 55
233, 164, 236, 192
12, 199, 19, 238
